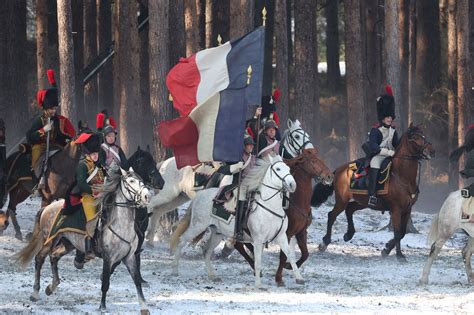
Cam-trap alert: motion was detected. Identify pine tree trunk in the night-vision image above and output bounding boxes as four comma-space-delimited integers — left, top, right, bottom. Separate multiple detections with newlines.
116, 0, 141, 154
72, 0, 84, 123
84, 0, 98, 125
0, 3, 6, 125
457, 0, 470, 188
274, 0, 289, 126
97, 0, 114, 117
408, 0, 416, 124
57, 0, 77, 123
325, 0, 341, 93
384, 1, 403, 130
169, 0, 185, 67
399, 0, 410, 129
197, 0, 206, 49
185, 0, 198, 57
230, 0, 254, 39
36, 0, 49, 93
344, 0, 365, 160
211, 0, 230, 46
139, 0, 152, 147
149, 0, 171, 162
447, 0, 458, 189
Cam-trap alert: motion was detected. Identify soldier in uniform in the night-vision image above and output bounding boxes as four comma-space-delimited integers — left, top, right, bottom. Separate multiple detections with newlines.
26, 69, 75, 178
70, 132, 105, 260
247, 89, 282, 142
215, 133, 256, 241
364, 85, 400, 206
96, 109, 117, 134
98, 124, 128, 170
257, 119, 280, 158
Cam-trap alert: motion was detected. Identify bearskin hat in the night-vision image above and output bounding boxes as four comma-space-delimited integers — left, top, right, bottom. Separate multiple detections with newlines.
264, 119, 278, 131
376, 85, 395, 121
75, 132, 101, 154
37, 69, 58, 109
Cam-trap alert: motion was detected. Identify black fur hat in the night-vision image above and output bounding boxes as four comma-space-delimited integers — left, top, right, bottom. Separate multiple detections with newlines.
376, 85, 395, 121
81, 133, 101, 154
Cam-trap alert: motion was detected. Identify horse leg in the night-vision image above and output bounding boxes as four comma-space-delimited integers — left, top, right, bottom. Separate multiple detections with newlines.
253, 242, 264, 288
100, 258, 113, 312
46, 242, 71, 295
394, 211, 410, 262
276, 235, 292, 287
234, 242, 255, 271
276, 233, 304, 285
30, 245, 50, 302
344, 202, 364, 242
203, 226, 223, 282
320, 199, 348, 251
7, 206, 22, 240
382, 210, 402, 258
123, 253, 149, 314
462, 236, 474, 284
419, 237, 449, 285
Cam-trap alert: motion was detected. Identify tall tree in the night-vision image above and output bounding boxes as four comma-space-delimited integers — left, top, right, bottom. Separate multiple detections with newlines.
293, 0, 319, 142
447, 0, 458, 188
344, 0, 365, 160
385, 0, 403, 130
72, 0, 84, 122
399, 0, 410, 127
274, 0, 289, 126
255, 0, 275, 95
57, 0, 77, 122
230, 0, 254, 38
205, 0, 230, 47
115, 0, 141, 154
84, 0, 97, 124
415, 0, 441, 114
149, 0, 171, 161
36, 0, 49, 92
457, 0, 470, 186
139, 0, 152, 146
97, 0, 114, 116
325, 0, 341, 93
408, 0, 416, 123
169, 0, 185, 66
185, 0, 199, 56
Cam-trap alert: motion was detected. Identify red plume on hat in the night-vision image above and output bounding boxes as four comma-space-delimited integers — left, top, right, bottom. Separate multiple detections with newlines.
47, 69, 56, 87
272, 89, 281, 103
385, 84, 394, 97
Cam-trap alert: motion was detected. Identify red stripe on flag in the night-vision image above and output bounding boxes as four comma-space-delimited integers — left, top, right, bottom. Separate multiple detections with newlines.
158, 117, 200, 168
166, 55, 200, 117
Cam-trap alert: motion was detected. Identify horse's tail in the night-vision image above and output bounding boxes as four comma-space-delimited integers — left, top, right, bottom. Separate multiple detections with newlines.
449, 145, 466, 163
311, 182, 334, 207
427, 213, 440, 246
15, 210, 45, 270
170, 205, 192, 254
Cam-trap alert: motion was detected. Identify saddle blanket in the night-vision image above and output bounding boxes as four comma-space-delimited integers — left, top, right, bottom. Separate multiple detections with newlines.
348, 158, 391, 195
461, 197, 474, 223
211, 186, 237, 224
45, 204, 87, 245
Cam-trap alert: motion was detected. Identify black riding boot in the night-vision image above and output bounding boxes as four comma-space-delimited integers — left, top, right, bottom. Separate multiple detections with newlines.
234, 201, 246, 242
367, 168, 379, 207
85, 236, 95, 260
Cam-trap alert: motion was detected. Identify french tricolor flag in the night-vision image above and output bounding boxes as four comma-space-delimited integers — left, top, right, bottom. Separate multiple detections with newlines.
158, 27, 265, 168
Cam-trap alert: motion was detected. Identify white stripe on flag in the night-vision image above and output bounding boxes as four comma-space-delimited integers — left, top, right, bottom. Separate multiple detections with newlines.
189, 93, 221, 161
195, 42, 231, 105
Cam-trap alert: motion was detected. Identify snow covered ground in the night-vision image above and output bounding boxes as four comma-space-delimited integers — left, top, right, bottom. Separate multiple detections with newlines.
1, 196, 474, 314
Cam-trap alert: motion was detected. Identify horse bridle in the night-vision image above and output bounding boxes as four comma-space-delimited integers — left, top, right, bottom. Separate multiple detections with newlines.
282, 128, 312, 158
118, 172, 148, 208
397, 131, 431, 161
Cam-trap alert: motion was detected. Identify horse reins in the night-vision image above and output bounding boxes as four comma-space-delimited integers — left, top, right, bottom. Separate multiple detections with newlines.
282, 128, 312, 158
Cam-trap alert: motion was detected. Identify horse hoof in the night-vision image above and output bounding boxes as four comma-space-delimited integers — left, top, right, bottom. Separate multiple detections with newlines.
417, 279, 428, 287
396, 255, 407, 263
99, 305, 107, 313
276, 281, 285, 287
343, 233, 353, 242
210, 276, 222, 283
284, 262, 292, 270
140, 309, 150, 315
25, 232, 33, 241
30, 293, 39, 302
74, 260, 84, 270
319, 243, 328, 252
381, 249, 389, 257
296, 279, 305, 285
45, 285, 53, 296
15, 233, 23, 241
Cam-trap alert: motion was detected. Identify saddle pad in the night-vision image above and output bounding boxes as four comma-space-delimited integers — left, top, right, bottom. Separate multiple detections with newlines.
45, 205, 87, 245
211, 203, 233, 224
348, 165, 390, 196
461, 197, 474, 223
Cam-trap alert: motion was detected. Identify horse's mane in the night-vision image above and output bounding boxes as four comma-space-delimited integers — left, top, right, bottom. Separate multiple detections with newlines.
96, 163, 122, 205
128, 148, 154, 166
241, 157, 273, 192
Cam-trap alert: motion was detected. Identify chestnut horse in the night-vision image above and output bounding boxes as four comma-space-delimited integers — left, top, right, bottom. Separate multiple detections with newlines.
311, 124, 435, 261
233, 148, 333, 286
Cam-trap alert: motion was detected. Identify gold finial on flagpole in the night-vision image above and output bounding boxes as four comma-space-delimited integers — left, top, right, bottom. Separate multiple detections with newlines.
262, 7, 267, 26
168, 93, 173, 102
217, 34, 222, 46
247, 65, 252, 85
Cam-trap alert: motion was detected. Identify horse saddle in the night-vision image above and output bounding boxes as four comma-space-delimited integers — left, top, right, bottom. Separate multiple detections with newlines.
212, 184, 238, 219
193, 163, 217, 190
348, 157, 392, 195
33, 148, 61, 179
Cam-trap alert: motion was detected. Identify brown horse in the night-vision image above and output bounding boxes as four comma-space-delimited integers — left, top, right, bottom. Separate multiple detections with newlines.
311, 123, 435, 261
233, 148, 333, 286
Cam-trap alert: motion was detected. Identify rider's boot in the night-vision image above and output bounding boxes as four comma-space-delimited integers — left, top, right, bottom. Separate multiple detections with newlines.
234, 201, 246, 242
85, 236, 95, 260
367, 168, 379, 207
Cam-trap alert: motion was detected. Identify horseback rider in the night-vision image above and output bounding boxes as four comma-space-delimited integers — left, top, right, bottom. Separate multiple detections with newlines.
215, 133, 256, 241
247, 90, 282, 143
364, 85, 400, 206
26, 69, 75, 179
258, 119, 280, 159
99, 124, 128, 170
70, 132, 105, 260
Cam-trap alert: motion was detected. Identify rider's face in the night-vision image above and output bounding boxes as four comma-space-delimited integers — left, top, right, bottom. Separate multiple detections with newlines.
105, 132, 116, 144
382, 116, 393, 125
266, 127, 276, 139
89, 152, 99, 162
45, 107, 57, 117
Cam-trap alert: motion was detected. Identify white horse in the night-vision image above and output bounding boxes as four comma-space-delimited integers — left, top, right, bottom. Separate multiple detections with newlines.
146, 119, 314, 244
170, 154, 305, 288
419, 190, 474, 285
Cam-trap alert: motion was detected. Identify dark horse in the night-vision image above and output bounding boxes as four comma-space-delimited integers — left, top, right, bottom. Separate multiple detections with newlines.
233, 148, 333, 286
311, 124, 435, 261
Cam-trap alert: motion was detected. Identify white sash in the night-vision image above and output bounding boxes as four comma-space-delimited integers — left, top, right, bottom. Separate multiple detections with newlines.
258, 140, 279, 156
101, 143, 121, 161
86, 167, 99, 183
242, 153, 253, 170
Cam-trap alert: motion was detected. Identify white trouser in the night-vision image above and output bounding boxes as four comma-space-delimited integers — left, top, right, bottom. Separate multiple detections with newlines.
370, 154, 387, 169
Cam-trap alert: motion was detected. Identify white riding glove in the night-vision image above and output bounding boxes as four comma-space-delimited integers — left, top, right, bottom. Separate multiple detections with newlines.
43, 121, 53, 132
380, 148, 395, 157
230, 161, 244, 174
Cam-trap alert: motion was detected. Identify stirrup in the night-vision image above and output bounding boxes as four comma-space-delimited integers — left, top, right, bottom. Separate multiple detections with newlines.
368, 195, 378, 206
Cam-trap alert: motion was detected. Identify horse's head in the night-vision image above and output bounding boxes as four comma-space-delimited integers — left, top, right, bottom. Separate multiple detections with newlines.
128, 146, 165, 190
405, 123, 435, 160
268, 154, 296, 193
120, 167, 153, 208
286, 148, 334, 185
281, 119, 314, 158
0, 210, 9, 232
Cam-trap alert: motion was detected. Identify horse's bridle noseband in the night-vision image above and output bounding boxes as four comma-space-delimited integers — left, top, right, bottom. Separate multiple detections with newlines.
119, 172, 148, 208
282, 128, 312, 158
